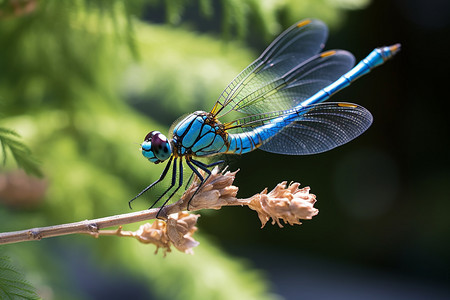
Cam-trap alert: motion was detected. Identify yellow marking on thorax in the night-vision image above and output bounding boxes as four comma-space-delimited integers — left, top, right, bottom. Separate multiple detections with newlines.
210, 102, 220, 115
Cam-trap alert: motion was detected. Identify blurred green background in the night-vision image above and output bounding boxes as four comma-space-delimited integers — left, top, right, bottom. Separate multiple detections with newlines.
1, 0, 449, 299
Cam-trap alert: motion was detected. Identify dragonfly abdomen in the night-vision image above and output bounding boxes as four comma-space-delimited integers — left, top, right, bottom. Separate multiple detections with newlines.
225, 112, 299, 155
301, 44, 400, 107
225, 132, 260, 155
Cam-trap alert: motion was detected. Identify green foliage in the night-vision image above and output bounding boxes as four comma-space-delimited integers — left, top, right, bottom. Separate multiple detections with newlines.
119, 23, 253, 124
0, 127, 42, 176
0, 255, 39, 300
102, 236, 277, 300
0, 2, 274, 298
0, 0, 369, 299
144, 0, 371, 38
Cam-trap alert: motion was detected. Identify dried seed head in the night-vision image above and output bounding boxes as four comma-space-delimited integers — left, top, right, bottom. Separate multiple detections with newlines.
167, 212, 200, 254
131, 212, 200, 255
246, 182, 318, 228
176, 167, 239, 212
135, 220, 171, 254
171, 167, 318, 229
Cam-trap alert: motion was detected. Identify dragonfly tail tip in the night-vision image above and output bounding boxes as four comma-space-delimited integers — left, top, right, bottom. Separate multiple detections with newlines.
389, 43, 401, 55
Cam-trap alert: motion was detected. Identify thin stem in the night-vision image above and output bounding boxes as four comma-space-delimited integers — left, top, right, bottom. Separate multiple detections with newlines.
0, 206, 169, 245
0, 168, 318, 246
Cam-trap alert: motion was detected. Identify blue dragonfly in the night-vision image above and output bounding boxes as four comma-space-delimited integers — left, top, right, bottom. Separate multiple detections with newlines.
129, 19, 400, 213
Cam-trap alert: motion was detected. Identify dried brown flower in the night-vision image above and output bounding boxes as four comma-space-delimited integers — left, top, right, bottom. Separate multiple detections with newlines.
243, 182, 318, 228
166, 212, 200, 254
169, 167, 318, 228
104, 212, 201, 255
95, 167, 318, 255
134, 220, 170, 253
167, 167, 239, 213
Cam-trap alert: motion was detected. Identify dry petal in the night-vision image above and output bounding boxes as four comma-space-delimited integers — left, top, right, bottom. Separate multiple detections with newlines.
166, 212, 200, 254
127, 212, 201, 255
135, 220, 172, 254
176, 167, 239, 212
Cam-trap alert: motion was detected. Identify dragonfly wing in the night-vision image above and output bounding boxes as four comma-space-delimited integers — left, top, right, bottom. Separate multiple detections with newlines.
212, 19, 328, 116
232, 50, 355, 114
258, 103, 373, 155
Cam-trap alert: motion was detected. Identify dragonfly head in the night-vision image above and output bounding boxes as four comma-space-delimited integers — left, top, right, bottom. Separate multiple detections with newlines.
141, 131, 172, 164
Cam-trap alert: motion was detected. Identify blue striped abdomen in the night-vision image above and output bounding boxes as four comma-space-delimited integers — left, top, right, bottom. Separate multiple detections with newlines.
224, 45, 400, 155
225, 113, 297, 155
302, 44, 400, 107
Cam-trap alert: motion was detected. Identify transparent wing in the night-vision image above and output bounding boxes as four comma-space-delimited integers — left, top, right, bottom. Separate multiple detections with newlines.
211, 19, 328, 116
229, 50, 355, 115
258, 103, 373, 155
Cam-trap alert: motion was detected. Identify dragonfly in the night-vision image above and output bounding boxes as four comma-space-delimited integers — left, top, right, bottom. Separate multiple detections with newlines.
129, 18, 400, 214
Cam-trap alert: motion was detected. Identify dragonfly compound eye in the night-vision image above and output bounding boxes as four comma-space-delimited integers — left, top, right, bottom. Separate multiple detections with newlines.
141, 131, 171, 164
151, 132, 172, 162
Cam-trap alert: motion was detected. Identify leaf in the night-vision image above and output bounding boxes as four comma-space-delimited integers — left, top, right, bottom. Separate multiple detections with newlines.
0, 255, 39, 300
0, 127, 43, 177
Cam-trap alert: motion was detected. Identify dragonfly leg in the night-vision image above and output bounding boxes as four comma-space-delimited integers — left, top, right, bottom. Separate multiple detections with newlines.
184, 159, 224, 190
156, 158, 184, 218
129, 156, 174, 209
198, 159, 225, 168
185, 158, 204, 184
186, 158, 217, 210
184, 172, 194, 190
149, 157, 178, 209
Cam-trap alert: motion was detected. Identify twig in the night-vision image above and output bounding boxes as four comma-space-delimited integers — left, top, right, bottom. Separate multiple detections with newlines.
0, 167, 318, 252
0, 207, 161, 245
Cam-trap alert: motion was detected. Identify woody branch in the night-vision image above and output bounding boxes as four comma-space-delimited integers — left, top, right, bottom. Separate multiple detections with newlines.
0, 167, 318, 254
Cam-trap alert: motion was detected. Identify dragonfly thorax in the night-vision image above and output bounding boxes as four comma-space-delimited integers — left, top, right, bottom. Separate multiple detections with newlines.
141, 131, 172, 164
172, 111, 228, 157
